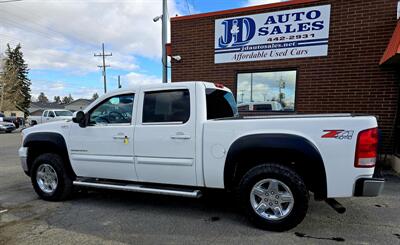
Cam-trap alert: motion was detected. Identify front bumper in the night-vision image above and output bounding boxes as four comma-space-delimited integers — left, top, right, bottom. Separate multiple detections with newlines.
18, 147, 28, 173
354, 178, 385, 197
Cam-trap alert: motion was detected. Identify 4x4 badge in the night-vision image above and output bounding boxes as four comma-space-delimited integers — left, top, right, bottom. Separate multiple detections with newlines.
322, 130, 354, 140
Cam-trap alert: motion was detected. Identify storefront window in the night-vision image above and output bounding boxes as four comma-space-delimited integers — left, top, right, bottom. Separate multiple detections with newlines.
237, 70, 296, 112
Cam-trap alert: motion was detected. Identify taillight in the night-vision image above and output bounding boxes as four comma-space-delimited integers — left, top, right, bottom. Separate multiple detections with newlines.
354, 127, 378, 168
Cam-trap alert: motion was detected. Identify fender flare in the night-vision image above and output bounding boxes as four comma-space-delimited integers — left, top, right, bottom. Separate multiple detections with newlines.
224, 133, 327, 199
23, 132, 75, 177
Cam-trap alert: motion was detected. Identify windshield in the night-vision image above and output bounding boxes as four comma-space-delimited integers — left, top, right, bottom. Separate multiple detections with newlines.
55, 111, 73, 116
206, 88, 239, 119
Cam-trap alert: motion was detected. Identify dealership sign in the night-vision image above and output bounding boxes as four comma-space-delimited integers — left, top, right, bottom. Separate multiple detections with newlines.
214, 5, 331, 63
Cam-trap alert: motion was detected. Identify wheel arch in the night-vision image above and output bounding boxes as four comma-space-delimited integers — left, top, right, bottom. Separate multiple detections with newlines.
224, 133, 327, 200
23, 132, 76, 178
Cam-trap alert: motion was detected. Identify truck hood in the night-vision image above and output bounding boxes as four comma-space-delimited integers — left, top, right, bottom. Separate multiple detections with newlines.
23, 120, 70, 134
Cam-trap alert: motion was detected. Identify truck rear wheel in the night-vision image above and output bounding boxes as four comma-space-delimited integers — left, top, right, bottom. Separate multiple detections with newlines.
237, 163, 309, 231
31, 153, 73, 201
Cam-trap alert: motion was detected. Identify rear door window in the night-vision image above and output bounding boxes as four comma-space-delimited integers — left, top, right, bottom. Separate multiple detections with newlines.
142, 89, 190, 123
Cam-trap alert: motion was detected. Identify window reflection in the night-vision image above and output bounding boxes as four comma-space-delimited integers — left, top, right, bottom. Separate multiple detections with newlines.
237, 70, 296, 112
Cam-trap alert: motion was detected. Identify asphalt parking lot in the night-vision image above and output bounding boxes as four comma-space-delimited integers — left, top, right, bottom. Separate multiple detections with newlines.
1, 131, 399, 244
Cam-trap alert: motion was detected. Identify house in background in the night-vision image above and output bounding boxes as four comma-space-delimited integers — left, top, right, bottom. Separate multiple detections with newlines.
29, 102, 65, 116
28, 99, 94, 116
2, 110, 24, 117
64, 99, 93, 112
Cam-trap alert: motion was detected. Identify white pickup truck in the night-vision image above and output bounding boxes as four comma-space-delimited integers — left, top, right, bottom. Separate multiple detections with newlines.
28, 109, 73, 126
18, 82, 384, 231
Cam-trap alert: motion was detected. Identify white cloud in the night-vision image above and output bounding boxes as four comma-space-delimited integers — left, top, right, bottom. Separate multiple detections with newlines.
122, 72, 161, 88
0, 0, 183, 73
246, 0, 287, 6
0, 0, 188, 100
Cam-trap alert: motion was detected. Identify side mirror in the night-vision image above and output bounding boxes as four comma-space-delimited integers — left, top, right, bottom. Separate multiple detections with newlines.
72, 111, 86, 127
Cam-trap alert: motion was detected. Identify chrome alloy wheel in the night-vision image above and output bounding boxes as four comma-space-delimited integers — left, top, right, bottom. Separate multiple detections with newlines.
36, 164, 58, 194
250, 178, 294, 221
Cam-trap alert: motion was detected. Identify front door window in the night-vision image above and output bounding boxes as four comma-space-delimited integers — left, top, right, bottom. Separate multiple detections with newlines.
89, 94, 134, 125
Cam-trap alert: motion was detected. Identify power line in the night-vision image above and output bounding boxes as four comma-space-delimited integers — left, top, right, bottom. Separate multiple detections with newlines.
0, 8, 97, 48
94, 43, 112, 94
184, 0, 191, 14
0, 15, 62, 42
0, 0, 23, 3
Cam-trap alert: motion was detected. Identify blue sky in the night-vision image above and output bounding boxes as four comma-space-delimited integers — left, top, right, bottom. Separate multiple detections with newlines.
0, 0, 281, 101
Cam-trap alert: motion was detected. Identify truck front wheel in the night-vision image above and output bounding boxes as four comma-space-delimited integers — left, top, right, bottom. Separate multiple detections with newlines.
31, 153, 73, 201
237, 163, 309, 231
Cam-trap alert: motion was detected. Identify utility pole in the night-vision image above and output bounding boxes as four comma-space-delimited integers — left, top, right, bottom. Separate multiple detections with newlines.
118, 75, 121, 89
94, 43, 112, 93
162, 0, 168, 83
154, 0, 168, 83
0, 73, 4, 112
0, 55, 5, 112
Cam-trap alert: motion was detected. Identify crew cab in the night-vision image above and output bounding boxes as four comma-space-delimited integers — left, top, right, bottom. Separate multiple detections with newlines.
28, 109, 73, 126
18, 82, 384, 231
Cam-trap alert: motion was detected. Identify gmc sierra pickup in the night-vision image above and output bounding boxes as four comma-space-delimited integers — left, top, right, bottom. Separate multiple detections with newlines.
18, 82, 384, 231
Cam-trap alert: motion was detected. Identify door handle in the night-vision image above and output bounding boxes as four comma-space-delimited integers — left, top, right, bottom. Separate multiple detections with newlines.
113, 135, 129, 140
171, 135, 191, 140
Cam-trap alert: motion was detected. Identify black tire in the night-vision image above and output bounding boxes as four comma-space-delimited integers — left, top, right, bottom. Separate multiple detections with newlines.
31, 153, 73, 201
6, 130, 11, 133
237, 163, 309, 231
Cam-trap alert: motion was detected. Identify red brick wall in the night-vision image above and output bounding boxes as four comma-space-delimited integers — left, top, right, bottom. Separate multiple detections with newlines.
170, 0, 400, 153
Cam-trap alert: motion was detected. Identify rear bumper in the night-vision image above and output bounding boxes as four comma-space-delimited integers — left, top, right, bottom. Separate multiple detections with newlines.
354, 178, 385, 197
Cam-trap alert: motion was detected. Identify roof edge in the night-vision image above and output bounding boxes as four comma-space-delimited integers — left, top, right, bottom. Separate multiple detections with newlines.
171, 0, 321, 22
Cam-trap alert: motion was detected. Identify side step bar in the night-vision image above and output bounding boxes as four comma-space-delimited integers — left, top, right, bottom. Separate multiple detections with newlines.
73, 180, 202, 198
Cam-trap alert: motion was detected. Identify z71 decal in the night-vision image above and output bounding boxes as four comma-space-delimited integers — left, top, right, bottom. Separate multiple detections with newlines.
322, 130, 354, 140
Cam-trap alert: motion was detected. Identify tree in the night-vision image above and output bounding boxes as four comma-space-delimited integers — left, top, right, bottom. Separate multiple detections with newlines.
38, 92, 49, 103
54, 96, 61, 104
0, 44, 31, 117
62, 94, 73, 104
92, 92, 99, 100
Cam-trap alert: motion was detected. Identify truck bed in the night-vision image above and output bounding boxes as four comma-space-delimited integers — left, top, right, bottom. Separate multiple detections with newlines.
203, 114, 378, 197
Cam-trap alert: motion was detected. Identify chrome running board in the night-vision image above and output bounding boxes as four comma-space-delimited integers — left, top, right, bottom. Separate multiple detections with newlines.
73, 180, 202, 198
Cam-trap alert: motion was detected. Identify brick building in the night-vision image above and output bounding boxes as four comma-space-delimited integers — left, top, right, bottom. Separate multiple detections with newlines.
169, 0, 400, 162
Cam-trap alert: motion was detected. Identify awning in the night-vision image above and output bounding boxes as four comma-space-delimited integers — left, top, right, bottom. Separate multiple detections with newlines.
380, 20, 400, 65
